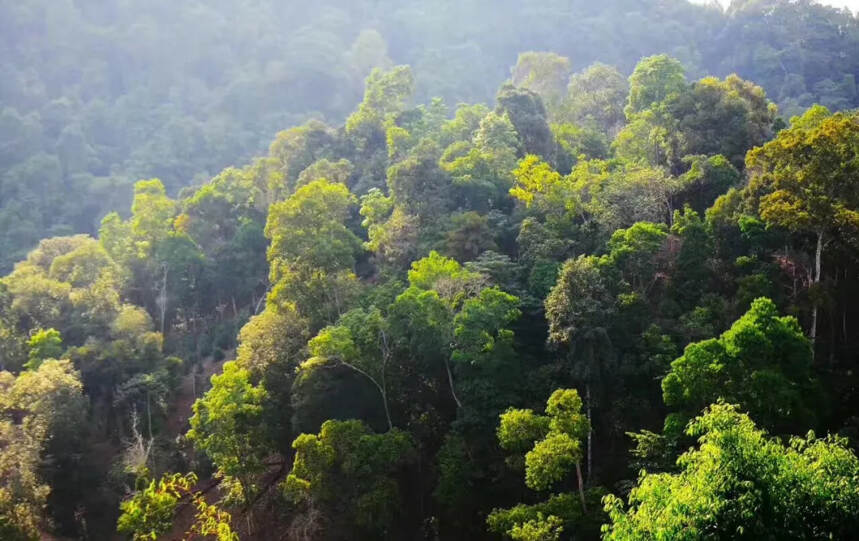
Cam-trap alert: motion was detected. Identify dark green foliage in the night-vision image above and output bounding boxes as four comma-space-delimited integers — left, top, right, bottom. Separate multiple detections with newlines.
4, 5, 859, 538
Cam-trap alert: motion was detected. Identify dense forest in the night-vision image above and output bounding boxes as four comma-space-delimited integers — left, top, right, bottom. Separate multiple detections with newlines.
3, 0, 859, 539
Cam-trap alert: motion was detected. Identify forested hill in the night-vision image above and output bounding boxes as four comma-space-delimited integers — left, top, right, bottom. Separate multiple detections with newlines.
2, 0, 859, 271
4, 0, 859, 540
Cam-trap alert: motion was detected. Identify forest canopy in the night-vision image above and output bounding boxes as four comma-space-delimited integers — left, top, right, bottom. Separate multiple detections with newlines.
2, 0, 859, 540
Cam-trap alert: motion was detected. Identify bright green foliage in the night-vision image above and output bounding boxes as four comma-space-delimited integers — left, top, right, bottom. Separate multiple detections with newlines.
265, 179, 362, 328
453, 288, 521, 368
187, 361, 269, 503
284, 419, 415, 537
662, 297, 817, 436
604, 222, 668, 295
526, 432, 581, 492
4, 4, 859, 539
346, 66, 415, 140
625, 55, 686, 118
407, 251, 483, 302
491, 389, 592, 539
498, 390, 588, 491
266, 179, 360, 275
24, 328, 62, 371
128, 179, 176, 259
117, 473, 190, 540
508, 513, 564, 541
512, 155, 672, 244
510, 155, 566, 211
603, 403, 859, 540
360, 188, 394, 251
488, 496, 586, 541
117, 472, 237, 541
440, 111, 519, 210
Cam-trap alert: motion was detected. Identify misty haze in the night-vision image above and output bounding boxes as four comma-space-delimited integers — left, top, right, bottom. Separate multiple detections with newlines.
2, 1, 859, 540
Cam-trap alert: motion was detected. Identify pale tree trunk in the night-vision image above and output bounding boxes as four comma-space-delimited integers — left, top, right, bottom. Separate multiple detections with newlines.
146, 390, 152, 441
380, 389, 393, 431
811, 230, 823, 346
444, 358, 462, 409
575, 463, 587, 513
158, 265, 168, 335
586, 382, 592, 486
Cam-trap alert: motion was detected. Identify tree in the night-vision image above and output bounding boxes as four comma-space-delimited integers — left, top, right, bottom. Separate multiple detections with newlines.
673, 154, 740, 215
0, 360, 87, 540
451, 287, 522, 421
128, 179, 176, 259
496, 84, 556, 161
746, 106, 859, 344
604, 403, 859, 540
562, 62, 628, 136
303, 308, 395, 430
510, 52, 572, 114
667, 75, 777, 170
661, 297, 818, 437
440, 111, 518, 211
443, 212, 498, 262
117, 472, 238, 541
545, 256, 616, 480
386, 139, 452, 223
265, 179, 362, 329
387, 286, 457, 408
407, 251, 485, 307
24, 329, 62, 371
625, 54, 686, 119
346, 66, 415, 149
283, 419, 414, 538
187, 361, 269, 504
269, 120, 338, 192
489, 389, 596, 540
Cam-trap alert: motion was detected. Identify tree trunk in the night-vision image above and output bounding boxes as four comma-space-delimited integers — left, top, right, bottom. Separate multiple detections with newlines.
586, 382, 592, 486
575, 463, 587, 513
159, 264, 168, 335
811, 230, 823, 346
380, 389, 393, 431
444, 358, 462, 409
146, 390, 152, 441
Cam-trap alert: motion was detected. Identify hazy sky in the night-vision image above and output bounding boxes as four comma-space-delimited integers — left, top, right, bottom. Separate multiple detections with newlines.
695, 0, 859, 11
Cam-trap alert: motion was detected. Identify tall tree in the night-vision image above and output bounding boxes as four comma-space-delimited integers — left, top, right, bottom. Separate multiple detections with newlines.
489, 389, 597, 540
746, 106, 859, 344
604, 403, 859, 540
